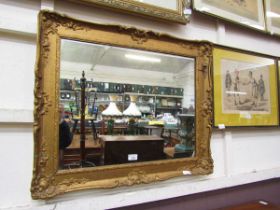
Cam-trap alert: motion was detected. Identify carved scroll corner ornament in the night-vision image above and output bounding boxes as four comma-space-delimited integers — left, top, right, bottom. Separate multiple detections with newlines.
34, 91, 52, 116
41, 13, 59, 36
41, 11, 84, 33
199, 43, 212, 56
179, 42, 197, 50
33, 88, 45, 139
201, 90, 213, 118
198, 43, 213, 73
117, 26, 157, 44
116, 169, 160, 187
131, 30, 149, 44
31, 139, 54, 199
59, 177, 90, 190
31, 175, 57, 199
190, 158, 213, 175
38, 142, 49, 168
40, 11, 85, 62
31, 175, 90, 199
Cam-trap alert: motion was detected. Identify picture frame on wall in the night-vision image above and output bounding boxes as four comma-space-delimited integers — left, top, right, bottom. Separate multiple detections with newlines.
264, 0, 280, 35
213, 47, 279, 127
193, 0, 266, 31
68, 0, 188, 24
278, 60, 280, 124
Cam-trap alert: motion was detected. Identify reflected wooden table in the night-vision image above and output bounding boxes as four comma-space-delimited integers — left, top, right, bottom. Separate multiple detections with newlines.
99, 135, 165, 165
95, 124, 128, 135
142, 125, 162, 135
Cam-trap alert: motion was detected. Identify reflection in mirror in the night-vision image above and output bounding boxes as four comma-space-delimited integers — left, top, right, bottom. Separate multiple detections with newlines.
134, 0, 178, 11
59, 39, 195, 169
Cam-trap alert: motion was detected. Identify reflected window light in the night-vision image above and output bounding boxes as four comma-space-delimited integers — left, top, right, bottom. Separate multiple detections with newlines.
125, 54, 161, 63
241, 21, 264, 30
250, 25, 265, 30
241, 21, 249, 25
198, 7, 210, 12
266, 11, 280, 18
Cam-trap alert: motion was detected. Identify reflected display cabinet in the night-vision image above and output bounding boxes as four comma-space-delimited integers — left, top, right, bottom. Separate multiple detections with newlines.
60, 79, 184, 118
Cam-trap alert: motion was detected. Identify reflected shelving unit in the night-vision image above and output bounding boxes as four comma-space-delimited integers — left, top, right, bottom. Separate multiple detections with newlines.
60, 79, 184, 118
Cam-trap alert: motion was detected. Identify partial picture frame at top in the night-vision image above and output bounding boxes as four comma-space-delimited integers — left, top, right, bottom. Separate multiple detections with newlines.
67, 0, 189, 24
192, 0, 266, 31
264, 0, 280, 35
213, 47, 279, 127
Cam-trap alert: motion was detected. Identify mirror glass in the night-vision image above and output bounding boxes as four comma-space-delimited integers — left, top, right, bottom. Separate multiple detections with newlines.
59, 39, 195, 169
133, 0, 178, 11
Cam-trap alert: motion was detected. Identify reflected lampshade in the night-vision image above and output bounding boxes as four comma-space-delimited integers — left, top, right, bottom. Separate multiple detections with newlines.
102, 95, 122, 116
123, 95, 141, 117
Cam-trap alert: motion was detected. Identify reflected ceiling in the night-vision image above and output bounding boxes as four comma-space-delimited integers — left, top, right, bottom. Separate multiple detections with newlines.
60, 39, 194, 74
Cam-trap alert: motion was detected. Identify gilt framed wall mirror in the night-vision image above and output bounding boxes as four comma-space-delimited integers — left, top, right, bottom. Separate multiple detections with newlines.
31, 11, 213, 199
67, 0, 188, 24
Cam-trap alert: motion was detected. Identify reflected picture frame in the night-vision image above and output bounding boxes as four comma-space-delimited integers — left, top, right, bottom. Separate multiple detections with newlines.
68, 0, 188, 24
193, 0, 266, 31
213, 46, 279, 127
31, 10, 213, 199
264, 0, 280, 35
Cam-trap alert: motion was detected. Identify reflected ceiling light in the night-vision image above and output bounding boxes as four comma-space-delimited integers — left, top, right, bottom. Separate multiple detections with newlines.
125, 54, 161, 63
266, 11, 280, 18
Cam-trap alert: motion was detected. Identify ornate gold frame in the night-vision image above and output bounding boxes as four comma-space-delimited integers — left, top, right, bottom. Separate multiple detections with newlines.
31, 10, 213, 199
68, 0, 188, 24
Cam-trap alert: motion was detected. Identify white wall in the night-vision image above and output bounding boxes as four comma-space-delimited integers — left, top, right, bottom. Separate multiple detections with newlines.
0, 1, 280, 210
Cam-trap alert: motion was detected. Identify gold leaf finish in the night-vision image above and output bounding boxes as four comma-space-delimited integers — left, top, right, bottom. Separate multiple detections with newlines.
68, 0, 188, 24
31, 11, 213, 199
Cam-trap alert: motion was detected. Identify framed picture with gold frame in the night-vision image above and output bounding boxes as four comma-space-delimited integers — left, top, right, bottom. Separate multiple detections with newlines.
193, 0, 265, 31
278, 60, 280, 124
68, 0, 188, 24
264, 0, 280, 35
213, 47, 279, 127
